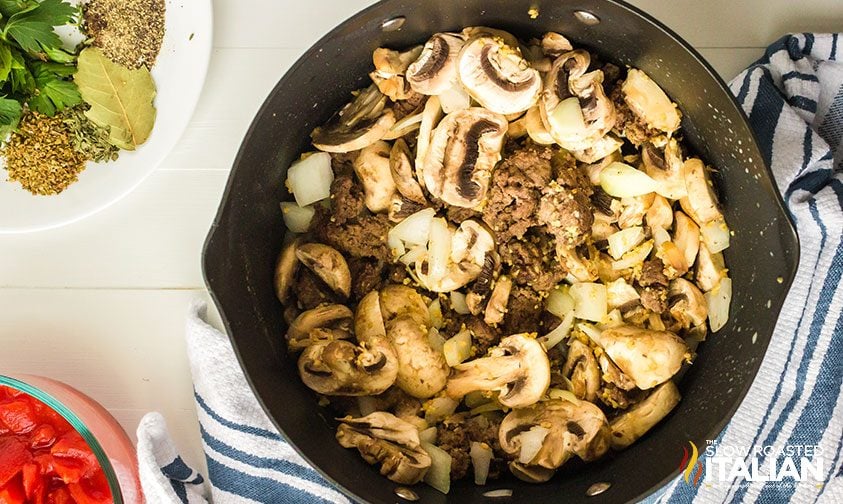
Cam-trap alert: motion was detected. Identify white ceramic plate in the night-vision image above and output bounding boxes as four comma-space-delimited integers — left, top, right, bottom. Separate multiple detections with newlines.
0, 0, 213, 234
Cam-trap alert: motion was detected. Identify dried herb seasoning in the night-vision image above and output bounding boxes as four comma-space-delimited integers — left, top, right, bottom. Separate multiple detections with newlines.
62, 106, 120, 163
83, 0, 166, 70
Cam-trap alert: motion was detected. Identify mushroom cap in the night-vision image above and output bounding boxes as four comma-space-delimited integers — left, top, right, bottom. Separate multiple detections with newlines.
642, 138, 687, 200
298, 336, 398, 396
668, 278, 708, 329
273, 238, 301, 303
406, 33, 465, 96
295, 243, 352, 299
422, 108, 507, 208
682, 158, 722, 224
588, 325, 689, 390
336, 412, 432, 484
499, 399, 611, 473
311, 84, 396, 153
378, 284, 430, 327
389, 139, 427, 205
609, 380, 681, 449
621, 69, 681, 134
385, 315, 450, 399
561, 339, 601, 402
458, 36, 542, 115
541, 32, 573, 57
354, 290, 387, 343
353, 141, 398, 214
286, 304, 353, 349
447, 333, 551, 408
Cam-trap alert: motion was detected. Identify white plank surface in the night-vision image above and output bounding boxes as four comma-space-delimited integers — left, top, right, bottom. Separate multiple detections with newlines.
1, 0, 838, 485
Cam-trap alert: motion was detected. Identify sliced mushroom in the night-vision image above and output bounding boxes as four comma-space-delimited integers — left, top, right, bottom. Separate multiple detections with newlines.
457, 36, 542, 115
446, 334, 550, 408
621, 69, 682, 134
499, 399, 611, 482
298, 335, 398, 395
598, 353, 637, 391
389, 139, 427, 204
422, 108, 508, 208
370, 46, 423, 101
674, 211, 700, 269
355, 290, 388, 342
484, 275, 512, 325
682, 158, 723, 224
571, 134, 623, 164
295, 243, 352, 299
609, 381, 681, 449
668, 278, 708, 329
696, 242, 727, 292
386, 315, 450, 399
525, 106, 555, 145
274, 238, 301, 303
556, 244, 598, 283
414, 95, 443, 189
312, 84, 396, 153
353, 141, 397, 213
406, 33, 465, 96
584, 324, 689, 390
561, 340, 601, 402
378, 284, 430, 327
336, 412, 432, 484
646, 194, 674, 231
541, 32, 573, 57
287, 304, 353, 351
642, 139, 687, 199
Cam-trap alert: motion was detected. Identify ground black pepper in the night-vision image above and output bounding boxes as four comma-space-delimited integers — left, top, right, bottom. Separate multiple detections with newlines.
83, 0, 166, 70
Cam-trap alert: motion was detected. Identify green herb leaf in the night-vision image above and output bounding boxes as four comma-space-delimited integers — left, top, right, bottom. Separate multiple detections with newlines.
0, 94, 22, 137
9, 48, 33, 94
3, 0, 76, 54
0, 42, 12, 82
0, 0, 38, 19
28, 60, 80, 116
74, 47, 156, 150
43, 45, 75, 63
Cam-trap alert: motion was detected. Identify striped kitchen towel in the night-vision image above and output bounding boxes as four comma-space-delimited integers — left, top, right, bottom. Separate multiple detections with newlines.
136, 33, 843, 503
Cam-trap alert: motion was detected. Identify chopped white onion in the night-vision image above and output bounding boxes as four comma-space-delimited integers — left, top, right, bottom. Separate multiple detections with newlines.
470, 442, 494, 485
419, 426, 438, 445
400, 245, 427, 266
280, 202, 315, 233
600, 308, 624, 328
390, 208, 436, 245
546, 285, 575, 318
444, 329, 473, 367
428, 217, 452, 283
607, 226, 646, 260
548, 97, 585, 138
700, 218, 731, 253
612, 240, 654, 270
606, 278, 640, 309
422, 442, 452, 494
428, 299, 444, 329
424, 397, 460, 424
570, 282, 608, 322
705, 276, 732, 332
464, 391, 491, 408
439, 85, 471, 113
547, 388, 581, 405
483, 490, 514, 498
577, 323, 604, 346
517, 426, 550, 464
389, 232, 406, 258
652, 226, 671, 248
450, 291, 470, 314
600, 162, 658, 198
469, 401, 503, 416
286, 152, 333, 206
540, 311, 575, 350
428, 327, 446, 353
383, 112, 424, 140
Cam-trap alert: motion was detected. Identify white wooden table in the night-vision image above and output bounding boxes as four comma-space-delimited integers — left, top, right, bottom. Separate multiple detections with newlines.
1, 0, 840, 481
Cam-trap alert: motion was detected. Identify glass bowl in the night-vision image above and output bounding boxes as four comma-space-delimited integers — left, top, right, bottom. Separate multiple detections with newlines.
0, 374, 142, 504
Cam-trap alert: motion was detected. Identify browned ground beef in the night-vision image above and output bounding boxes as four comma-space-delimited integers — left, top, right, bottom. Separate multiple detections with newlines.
313, 209, 393, 261
639, 285, 668, 313
551, 149, 593, 195
499, 235, 566, 292
503, 285, 544, 334
610, 85, 664, 146
347, 257, 385, 301
638, 259, 669, 287
437, 413, 506, 481
482, 143, 553, 242
446, 205, 482, 224
538, 181, 594, 248
291, 269, 338, 309
463, 316, 501, 356
329, 173, 366, 225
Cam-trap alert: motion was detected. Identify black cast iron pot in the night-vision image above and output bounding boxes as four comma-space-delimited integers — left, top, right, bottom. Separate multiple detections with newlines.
203, 1, 799, 502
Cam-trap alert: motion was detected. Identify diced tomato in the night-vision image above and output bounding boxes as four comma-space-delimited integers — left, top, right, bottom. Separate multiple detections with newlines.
0, 474, 26, 504
31, 424, 57, 450
21, 463, 43, 498
67, 471, 111, 504
0, 400, 37, 435
0, 438, 32, 487
47, 487, 75, 504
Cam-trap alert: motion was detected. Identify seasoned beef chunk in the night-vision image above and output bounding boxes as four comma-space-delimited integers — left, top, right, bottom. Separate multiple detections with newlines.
639, 286, 668, 314
538, 180, 594, 248
314, 209, 392, 261
503, 285, 544, 334
437, 414, 506, 481
347, 258, 385, 301
482, 144, 554, 242
551, 149, 592, 196
638, 259, 669, 287
292, 269, 338, 310
329, 172, 366, 225
463, 316, 501, 356
446, 205, 481, 224
499, 235, 566, 292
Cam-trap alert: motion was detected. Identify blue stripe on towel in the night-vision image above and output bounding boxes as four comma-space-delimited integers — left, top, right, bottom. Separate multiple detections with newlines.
205, 457, 337, 504
195, 392, 283, 441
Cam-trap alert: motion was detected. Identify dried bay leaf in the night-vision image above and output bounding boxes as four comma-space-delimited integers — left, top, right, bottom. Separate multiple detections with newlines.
74, 47, 156, 150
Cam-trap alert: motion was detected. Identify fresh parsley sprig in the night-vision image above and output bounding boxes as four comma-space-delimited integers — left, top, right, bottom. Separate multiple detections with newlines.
0, 0, 82, 136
